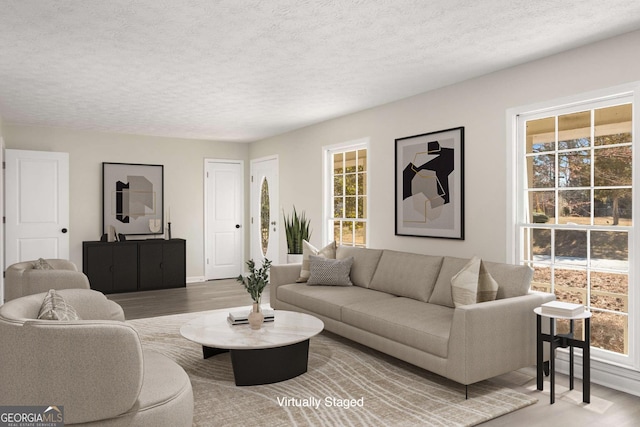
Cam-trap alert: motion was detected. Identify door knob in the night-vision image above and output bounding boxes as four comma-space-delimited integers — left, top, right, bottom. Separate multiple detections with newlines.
271, 221, 277, 225
235, 224, 241, 229
61, 228, 68, 233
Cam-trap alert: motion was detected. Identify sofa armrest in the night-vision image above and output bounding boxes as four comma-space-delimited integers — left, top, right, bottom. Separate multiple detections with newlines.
56, 288, 126, 321
0, 320, 144, 424
24, 270, 90, 296
46, 259, 79, 271
0, 289, 125, 322
446, 291, 555, 384
269, 264, 301, 307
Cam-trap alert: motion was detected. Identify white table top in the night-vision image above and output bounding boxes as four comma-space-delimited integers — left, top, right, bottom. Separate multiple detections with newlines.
534, 307, 592, 320
180, 307, 325, 350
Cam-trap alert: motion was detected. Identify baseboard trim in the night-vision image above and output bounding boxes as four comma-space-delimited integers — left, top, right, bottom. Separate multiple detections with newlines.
554, 350, 640, 397
186, 276, 205, 284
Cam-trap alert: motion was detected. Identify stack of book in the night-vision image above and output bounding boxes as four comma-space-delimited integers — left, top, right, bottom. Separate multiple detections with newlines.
227, 309, 275, 325
541, 301, 585, 317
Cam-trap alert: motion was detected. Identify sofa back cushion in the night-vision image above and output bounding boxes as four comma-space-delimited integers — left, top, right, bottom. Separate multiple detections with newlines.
484, 260, 534, 299
336, 246, 383, 288
369, 250, 443, 302
429, 256, 533, 307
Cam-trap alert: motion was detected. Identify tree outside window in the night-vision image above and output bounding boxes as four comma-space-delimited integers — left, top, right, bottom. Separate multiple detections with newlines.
328, 146, 368, 247
522, 102, 632, 356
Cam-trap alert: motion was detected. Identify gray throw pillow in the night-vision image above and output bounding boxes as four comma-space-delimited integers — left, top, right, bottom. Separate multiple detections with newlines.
37, 289, 81, 321
307, 255, 354, 286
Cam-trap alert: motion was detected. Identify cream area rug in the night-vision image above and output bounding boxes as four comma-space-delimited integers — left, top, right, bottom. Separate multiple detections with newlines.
128, 311, 536, 427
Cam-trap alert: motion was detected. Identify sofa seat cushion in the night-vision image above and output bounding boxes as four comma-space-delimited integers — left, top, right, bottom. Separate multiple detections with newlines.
342, 298, 454, 358
277, 283, 395, 321
369, 250, 443, 302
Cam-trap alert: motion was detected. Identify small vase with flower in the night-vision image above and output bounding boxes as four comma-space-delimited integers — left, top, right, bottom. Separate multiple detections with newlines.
236, 258, 272, 330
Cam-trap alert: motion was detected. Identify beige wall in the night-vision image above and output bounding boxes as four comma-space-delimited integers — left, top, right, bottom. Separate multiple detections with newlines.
250, 29, 640, 263
3, 126, 249, 279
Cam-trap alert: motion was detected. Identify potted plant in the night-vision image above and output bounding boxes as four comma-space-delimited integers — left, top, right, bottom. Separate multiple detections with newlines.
283, 206, 311, 263
236, 258, 272, 329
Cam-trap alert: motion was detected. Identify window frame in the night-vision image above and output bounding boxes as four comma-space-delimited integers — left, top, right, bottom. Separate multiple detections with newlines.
322, 138, 370, 247
507, 84, 640, 371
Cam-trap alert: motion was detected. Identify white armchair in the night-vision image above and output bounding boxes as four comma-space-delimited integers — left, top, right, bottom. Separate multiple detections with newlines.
4, 259, 90, 302
0, 289, 193, 426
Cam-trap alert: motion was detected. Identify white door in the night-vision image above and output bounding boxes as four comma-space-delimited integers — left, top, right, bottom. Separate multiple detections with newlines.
204, 160, 243, 280
250, 156, 279, 264
5, 149, 70, 267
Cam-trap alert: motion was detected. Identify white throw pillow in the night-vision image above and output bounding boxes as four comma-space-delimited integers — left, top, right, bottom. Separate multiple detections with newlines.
37, 289, 81, 321
477, 262, 499, 303
451, 256, 499, 307
296, 240, 337, 282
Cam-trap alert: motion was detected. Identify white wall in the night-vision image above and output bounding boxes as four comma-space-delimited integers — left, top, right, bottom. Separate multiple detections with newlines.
250, 29, 640, 264
3, 126, 249, 280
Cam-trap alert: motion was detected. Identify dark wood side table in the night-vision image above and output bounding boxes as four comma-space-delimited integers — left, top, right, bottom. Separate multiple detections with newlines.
534, 307, 592, 404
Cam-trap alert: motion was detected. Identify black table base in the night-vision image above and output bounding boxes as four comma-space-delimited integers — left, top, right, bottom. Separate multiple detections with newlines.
536, 314, 590, 404
203, 339, 310, 386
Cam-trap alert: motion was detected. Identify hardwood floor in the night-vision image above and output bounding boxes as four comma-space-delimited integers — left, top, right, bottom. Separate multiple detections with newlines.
107, 278, 268, 320
108, 280, 640, 426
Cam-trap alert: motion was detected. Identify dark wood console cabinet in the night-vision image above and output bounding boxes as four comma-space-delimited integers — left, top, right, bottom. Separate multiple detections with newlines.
83, 239, 186, 294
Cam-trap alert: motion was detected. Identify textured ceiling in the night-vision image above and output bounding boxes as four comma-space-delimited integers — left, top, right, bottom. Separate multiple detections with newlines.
1, 1, 640, 143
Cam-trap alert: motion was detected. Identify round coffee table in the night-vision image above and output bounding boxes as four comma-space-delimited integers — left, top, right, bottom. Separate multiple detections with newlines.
180, 308, 324, 386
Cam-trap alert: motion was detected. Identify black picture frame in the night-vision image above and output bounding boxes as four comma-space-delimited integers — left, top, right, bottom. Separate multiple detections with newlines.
395, 127, 465, 239
102, 162, 164, 236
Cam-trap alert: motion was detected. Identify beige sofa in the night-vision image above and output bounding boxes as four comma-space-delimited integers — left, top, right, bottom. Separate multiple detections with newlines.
0, 289, 193, 426
270, 246, 555, 388
4, 259, 90, 302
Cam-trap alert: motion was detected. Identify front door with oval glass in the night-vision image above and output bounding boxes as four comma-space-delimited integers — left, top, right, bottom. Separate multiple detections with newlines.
251, 157, 279, 264
260, 177, 271, 256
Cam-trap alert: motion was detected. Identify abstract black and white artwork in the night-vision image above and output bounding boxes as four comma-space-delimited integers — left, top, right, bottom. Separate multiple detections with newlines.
395, 127, 464, 239
103, 162, 164, 236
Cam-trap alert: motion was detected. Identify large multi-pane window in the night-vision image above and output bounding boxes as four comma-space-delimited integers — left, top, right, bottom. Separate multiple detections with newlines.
516, 96, 634, 361
325, 142, 368, 247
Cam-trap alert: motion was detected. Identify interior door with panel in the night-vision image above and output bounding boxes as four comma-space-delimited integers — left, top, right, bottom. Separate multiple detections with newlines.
250, 156, 279, 264
205, 160, 244, 280
5, 149, 69, 267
